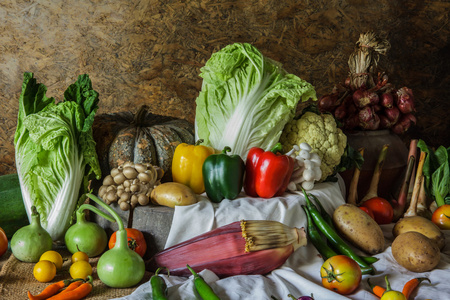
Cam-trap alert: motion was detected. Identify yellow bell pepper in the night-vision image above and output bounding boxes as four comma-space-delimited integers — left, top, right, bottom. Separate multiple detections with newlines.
171, 141, 215, 194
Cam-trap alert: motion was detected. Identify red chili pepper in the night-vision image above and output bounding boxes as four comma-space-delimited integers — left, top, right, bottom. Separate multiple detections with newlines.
402, 277, 430, 300
244, 143, 295, 198
46, 276, 93, 300
28, 279, 81, 300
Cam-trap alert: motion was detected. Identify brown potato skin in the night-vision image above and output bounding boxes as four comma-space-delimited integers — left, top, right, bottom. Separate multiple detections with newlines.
332, 204, 385, 255
151, 182, 198, 208
393, 216, 445, 250
391, 231, 440, 272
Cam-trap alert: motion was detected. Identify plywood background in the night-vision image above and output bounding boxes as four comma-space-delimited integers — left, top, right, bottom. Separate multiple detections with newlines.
1, 0, 449, 175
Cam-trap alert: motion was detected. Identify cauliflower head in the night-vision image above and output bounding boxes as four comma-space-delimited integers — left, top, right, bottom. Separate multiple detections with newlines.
280, 111, 347, 181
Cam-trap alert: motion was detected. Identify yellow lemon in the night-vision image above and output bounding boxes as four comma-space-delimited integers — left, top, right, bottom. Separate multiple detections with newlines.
33, 260, 56, 282
69, 260, 92, 280
71, 251, 89, 264
40, 250, 64, 270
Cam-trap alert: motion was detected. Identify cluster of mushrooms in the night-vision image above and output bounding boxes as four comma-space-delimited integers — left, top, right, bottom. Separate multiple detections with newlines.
98, 161, 164, 211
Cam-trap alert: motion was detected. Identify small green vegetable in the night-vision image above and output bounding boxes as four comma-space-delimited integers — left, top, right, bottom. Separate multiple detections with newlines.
151, 267, 168, 300
186, 264, 220, 300
65, 201, 115, 257
10, 206, 53, 262
88, 193, 145, 288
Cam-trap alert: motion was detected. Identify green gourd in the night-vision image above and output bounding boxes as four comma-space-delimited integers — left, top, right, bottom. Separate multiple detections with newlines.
10, 206, 53, 262
87, 193, 145, 288
64, 201, 115, 257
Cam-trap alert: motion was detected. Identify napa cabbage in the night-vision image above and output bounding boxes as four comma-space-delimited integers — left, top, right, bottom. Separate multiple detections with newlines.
14, 72, 101, 241
195, 43, 317, 159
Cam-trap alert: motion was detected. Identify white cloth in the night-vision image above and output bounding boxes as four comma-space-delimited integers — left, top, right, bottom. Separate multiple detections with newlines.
114, 179, 450, 300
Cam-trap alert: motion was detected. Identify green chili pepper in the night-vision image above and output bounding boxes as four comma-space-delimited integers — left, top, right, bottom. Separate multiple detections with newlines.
151, 267, 168, 300
302, 205, 337, 260
202, 146, 245, 203
302, 189, 374, 274
187, 264, 220, 300
309, 193, 335, 230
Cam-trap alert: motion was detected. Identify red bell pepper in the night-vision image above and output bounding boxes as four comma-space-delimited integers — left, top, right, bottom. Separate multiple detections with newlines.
244, 143, 295, 198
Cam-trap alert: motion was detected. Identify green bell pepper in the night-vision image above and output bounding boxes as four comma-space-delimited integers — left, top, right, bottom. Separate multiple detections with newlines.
202, 146, 245, 203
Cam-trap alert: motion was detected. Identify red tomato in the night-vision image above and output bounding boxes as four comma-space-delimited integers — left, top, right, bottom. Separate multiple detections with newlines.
0, 227, 8, 257
109, 228, 147, 257
359, 206, 375, 220
360, 197, 393, 224
431, 204, 450, 230
320, 255, 362, 295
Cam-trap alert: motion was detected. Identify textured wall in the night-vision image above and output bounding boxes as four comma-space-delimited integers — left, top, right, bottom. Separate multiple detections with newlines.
1, 0, 449, 174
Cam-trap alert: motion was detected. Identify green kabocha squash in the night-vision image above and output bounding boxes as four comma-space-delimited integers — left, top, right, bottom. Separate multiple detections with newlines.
93, 105, 195, 182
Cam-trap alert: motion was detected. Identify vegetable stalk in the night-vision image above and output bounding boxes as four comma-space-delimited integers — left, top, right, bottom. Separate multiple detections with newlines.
347, 148, 364, 205
361, 144, 390, 203
404, 151, 427, 217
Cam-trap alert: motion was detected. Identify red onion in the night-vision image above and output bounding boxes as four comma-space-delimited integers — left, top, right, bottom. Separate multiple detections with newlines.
361, 113, 380, 130
344, 113, 360, 130
372, 104, 382, 113
380, 92, 394, 108
384, 106, 400, 123
379, 115, 393, 129
317, 94, 338, 112
392, 113, 417, 134
334, 95, 352, 120
353, 89, 379, 108
358, 106, 374, 123
396, 87, 415, 114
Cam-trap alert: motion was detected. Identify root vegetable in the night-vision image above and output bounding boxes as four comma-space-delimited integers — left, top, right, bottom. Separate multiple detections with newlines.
384, 106, 400, 123
151, 182, 198, 208
380, 92, 394, 108
391, 231, 440, 272
347, 148, 364, 205
404, 151, 427, 217
393, 215, 445, 250
396, 87, 415, 114
392, 113, 417, 135
353, 90, 379, 108
361, 144, 389, 202
318, 94, 339, 112
333, 204, 385, 254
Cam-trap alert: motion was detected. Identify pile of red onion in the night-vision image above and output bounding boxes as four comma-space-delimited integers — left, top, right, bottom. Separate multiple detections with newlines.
318, 32, 417, 134
318, 75, 416, 134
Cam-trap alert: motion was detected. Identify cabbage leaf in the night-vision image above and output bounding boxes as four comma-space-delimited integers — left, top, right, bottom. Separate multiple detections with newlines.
14, 72, 101, 241
195, 43, 316, 159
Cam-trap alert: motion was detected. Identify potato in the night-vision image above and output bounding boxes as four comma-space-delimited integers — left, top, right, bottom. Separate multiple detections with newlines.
150, 182, 198, 208
391, 231, 440, 272
393, 216, 445, 250
332, 204, 385, 254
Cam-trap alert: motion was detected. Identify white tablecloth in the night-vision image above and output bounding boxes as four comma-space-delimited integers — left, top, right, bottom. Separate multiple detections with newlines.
114, 178, 450, 300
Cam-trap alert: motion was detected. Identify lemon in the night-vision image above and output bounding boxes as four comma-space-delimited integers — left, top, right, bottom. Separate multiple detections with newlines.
71, 251, 89, 264
39, 250, 63, 270
33, 260, 56, 282
69, 260, 92, 280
